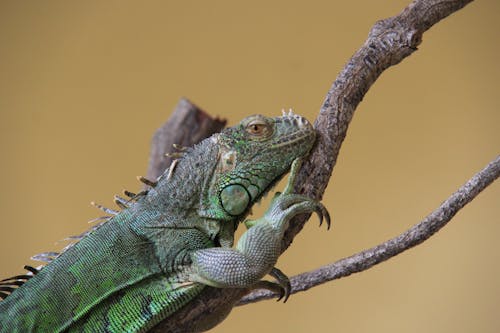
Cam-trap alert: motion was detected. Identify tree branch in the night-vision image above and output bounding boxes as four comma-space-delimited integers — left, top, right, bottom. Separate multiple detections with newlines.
149, 0, 483, 331
285, 0, 474, 246
240, 155, 500, 304
146, 98, 226, 182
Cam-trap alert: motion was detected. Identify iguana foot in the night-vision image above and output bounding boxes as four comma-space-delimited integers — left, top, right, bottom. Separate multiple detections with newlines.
266, 191, 331, 230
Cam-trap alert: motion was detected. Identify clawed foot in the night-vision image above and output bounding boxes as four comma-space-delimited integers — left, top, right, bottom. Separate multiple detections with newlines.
266, 191, 331, 230
253, 267, 291, 303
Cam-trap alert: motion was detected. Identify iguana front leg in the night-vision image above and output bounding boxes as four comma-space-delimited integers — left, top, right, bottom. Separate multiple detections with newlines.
189, 169, 330, 300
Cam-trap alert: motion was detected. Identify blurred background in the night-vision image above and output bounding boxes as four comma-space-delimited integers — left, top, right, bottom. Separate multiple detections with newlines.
0, 0, 498, 332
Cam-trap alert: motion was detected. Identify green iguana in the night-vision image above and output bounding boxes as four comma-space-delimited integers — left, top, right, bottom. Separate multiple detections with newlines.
0, 111, 330, 332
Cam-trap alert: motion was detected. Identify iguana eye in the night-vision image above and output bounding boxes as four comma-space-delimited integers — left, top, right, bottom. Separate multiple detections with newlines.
245, 120, 272, 138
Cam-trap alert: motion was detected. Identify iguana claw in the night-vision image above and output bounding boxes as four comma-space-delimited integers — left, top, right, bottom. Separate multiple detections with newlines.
315, 201, 331, 230
252, 280, 289, 303
269, 267, 291, 303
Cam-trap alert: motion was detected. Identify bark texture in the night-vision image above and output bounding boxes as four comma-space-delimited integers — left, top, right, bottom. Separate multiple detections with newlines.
146, 98, 226, 182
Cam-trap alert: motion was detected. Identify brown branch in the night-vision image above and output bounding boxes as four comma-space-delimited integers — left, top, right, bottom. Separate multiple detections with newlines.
240, 155, 500, 304
145, 98, 226, 182
285, 0, 474, 246
150, 0, 479, 331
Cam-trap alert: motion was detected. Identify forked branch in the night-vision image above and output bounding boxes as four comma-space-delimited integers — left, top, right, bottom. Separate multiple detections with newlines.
149, 0, 491, 332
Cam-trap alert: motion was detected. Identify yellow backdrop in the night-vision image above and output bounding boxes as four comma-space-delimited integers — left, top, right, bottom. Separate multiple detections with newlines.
0, 1, 498, 332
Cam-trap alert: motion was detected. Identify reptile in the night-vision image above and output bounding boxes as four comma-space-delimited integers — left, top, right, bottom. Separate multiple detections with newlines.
0, 111, 330, 332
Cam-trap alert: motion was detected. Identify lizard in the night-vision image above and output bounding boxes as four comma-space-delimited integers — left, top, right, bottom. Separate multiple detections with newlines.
0, 111, 330, 332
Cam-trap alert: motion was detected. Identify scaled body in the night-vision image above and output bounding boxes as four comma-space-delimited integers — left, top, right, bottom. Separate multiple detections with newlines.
0, 112, 329, 332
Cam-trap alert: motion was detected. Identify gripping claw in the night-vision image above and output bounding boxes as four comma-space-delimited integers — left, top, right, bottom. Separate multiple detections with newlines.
270, 267, 291, 303
314, 202, 331, 230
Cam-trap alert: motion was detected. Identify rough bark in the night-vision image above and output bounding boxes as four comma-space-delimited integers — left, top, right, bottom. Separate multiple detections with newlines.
148, 0, 487, 332
145, 98, 226, 182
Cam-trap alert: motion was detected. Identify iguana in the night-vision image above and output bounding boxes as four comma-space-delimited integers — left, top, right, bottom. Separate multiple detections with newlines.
0, 111, 330, 332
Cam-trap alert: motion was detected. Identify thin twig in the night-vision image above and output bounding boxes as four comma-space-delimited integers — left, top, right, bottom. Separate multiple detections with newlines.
240, 155, 500, 304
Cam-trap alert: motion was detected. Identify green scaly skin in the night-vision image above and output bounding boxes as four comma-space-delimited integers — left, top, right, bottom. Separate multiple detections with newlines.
0, 112, 330, 332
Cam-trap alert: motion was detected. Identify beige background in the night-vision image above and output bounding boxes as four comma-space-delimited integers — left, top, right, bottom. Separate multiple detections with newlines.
0, 1, 499, 332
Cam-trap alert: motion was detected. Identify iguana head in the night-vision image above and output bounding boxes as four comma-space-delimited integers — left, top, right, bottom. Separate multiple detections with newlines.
211, 111, 315, 218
